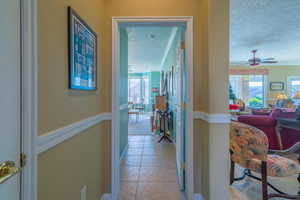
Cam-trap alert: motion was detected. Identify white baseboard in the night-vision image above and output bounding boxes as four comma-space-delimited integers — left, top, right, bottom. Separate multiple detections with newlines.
100, 193, 112, 200
120, 144, 128, 161
194, 193, 204, 200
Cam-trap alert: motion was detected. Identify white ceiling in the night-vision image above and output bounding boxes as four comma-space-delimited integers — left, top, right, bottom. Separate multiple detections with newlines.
230, 0, 300, 65
127, 26, 175, 73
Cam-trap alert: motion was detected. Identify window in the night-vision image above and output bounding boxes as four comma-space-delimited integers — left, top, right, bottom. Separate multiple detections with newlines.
128, 76, 149, 104
128, 78, 141, 103
143, 77, 149, 104
229, 75, 266, 108
287, 76, 300, 98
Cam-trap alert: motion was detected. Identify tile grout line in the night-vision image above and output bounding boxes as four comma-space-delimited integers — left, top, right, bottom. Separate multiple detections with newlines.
134, 136, 145, 200
125, 134, 181, 199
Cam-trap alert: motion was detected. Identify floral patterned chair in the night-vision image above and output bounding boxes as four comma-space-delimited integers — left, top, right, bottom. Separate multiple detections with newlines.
230, 121, 300, 200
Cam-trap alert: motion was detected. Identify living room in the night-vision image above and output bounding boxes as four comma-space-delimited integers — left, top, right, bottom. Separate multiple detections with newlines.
229, 0, 300, 149
229, 0, 300, 199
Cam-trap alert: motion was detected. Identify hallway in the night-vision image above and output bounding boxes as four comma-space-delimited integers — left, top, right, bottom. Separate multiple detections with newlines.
128, 113, 152, 135
119, 135, 183, 200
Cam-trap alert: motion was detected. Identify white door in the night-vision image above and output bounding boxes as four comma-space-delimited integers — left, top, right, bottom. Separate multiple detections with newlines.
119, 27, 129, 157
0, 0, 22, 199
176, 39, 186, 191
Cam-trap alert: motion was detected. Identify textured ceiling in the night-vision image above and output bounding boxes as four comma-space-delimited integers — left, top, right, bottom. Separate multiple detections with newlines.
230, 0, 300, 65
127, 26, 175, 73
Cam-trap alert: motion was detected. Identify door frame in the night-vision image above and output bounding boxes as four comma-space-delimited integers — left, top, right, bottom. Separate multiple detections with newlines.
21, 0, 38, 200
112, 16, 194, 200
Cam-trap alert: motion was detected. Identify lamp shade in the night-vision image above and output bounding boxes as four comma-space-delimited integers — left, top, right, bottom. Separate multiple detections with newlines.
294, 91, 300, 99
276, 93, 288, 100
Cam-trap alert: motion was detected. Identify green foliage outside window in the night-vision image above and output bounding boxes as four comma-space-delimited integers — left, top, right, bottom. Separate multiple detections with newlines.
248, 96, 263, 108
229, 84, 237, 101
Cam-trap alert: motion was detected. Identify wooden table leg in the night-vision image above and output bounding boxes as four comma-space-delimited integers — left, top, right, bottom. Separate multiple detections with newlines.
275, 123, 283, 150
261, 161, 268, 200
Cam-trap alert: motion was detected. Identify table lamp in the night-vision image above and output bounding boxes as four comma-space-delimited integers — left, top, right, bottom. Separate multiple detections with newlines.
275, 93, 288, 108
294, 91, 300, 100
276, 93, 288, 100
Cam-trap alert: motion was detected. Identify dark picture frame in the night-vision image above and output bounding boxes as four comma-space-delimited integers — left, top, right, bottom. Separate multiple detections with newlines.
270, 82, 284, 91
68, 7, 97, 90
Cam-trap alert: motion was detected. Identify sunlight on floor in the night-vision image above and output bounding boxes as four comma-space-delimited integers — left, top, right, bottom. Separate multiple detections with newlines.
128, 113, 152, 135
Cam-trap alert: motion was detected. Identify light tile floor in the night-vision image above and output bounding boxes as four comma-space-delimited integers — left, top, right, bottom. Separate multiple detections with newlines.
120, 135, 300, 199
128, 114, 152, 135
119, 135, 184, 200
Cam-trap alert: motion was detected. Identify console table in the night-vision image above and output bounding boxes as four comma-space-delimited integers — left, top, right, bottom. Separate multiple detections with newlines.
276, 117, 300, 150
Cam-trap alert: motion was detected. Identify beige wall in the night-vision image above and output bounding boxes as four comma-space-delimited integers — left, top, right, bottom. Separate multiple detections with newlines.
194, 120, 209, 195
194, 120, 229, 200
38, 123, 109, 200
199, 0, 230, 199
207, 0, 229, 114
266, 66, 300, 100
199, 0, 210, 112
37, 0, 230, 199
38, 0, 106, 135
207, 123, 229, 199
104, 121, 112, 192
37, 0, 109, 199
103, 0, 204, 111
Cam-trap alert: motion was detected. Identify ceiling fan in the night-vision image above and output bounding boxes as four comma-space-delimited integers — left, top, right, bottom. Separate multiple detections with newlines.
248, 49, 278, 66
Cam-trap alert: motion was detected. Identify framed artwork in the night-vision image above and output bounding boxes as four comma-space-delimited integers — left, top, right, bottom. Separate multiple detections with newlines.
171, 66, 175, 96
68, 7, 97, 90
165, 73, 169, 96
160, 71, 166, 95
168, 70, 173, 96
152, 88, 159, 93
270, 82, 284, 91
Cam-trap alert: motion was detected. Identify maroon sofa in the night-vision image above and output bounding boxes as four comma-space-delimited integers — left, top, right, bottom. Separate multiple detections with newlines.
238, 109, 300, 150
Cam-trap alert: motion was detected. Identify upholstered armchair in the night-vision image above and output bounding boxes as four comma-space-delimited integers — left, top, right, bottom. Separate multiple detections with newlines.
230, 122, 300, 200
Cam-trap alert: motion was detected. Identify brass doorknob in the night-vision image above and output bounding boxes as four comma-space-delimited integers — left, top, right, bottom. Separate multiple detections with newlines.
0, 161, 20, 184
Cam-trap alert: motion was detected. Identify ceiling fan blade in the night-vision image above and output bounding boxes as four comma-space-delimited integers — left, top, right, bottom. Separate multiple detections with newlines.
262, 57, 276, 61
261, 60, 278, 64
231, 61, 249, 65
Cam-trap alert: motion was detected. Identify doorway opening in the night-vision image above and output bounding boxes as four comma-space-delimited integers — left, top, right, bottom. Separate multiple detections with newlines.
112, 17, 194, 200
128, 74, 151, 135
